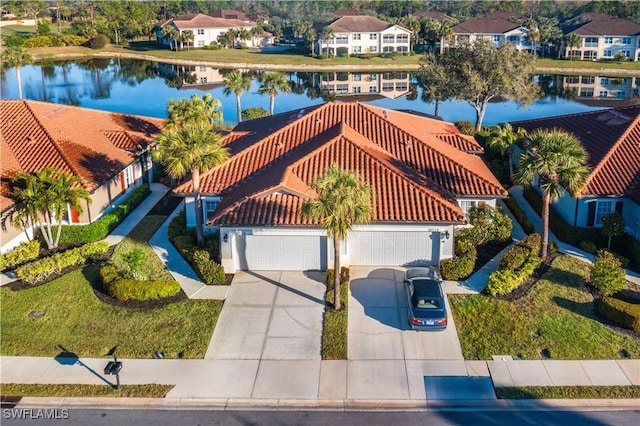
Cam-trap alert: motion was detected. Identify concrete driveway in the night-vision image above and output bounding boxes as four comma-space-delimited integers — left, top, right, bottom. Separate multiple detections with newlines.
205, 270, 326, 360
349, 266, 464, 360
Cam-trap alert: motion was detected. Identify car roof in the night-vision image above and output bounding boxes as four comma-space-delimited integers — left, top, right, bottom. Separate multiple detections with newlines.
405, 267, 439, 280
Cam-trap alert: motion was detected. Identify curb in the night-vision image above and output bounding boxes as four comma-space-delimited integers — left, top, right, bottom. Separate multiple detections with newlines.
4, 397, 640, 412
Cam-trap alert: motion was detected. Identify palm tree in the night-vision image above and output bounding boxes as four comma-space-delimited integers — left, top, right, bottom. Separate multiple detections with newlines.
225, 28, 238, 48
154, 123, 229, 247
515, 129, 590, 259
320, 26, 335, 57
526, 25, 541, 56
438, 20, 455, 54
300, 165, 373, 310
13, 167, 90, 249
251, 22, 263, 47
3, 46, 33, 99
161, 25, 179, 50
487, 123, 527, 183
223, 71, 252, 123
166, 94, 223, 130
237, 27, 251, 47
258, 71, 291, 115
305, 28, 317, 57
181, 30, 194, 51
565, 34, 583, 60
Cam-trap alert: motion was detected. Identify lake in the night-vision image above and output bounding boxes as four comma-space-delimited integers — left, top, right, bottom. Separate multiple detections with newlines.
2, 58, 638, 125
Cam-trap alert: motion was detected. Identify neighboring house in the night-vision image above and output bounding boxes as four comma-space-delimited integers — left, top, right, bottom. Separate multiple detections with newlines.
156, 13, 272, 49
209, 8, 268, 24
173, 102, 507, 273
317, 15, 412, 55
510, 105, 640, 240
554, 74, 640, 105
316, 71, 411, 99
450, 12, 532, 51
563, 13, 640, 61
0, 100, 163, 252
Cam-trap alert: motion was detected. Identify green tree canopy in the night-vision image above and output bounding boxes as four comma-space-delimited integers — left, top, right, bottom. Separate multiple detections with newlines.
223, 71, 252, 123
257, 71, 291, 116
2, 46, 33, 100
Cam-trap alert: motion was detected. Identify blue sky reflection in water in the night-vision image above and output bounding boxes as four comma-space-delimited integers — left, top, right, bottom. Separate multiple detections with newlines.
0, 58, 614, 125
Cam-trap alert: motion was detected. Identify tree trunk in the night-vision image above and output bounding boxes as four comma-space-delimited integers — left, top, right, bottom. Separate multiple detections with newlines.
507, 153, 514, 183
434, 99, 440, 117
333, 238, 341, 311
474, 103, 486, 131
16, 65, 23, 100
608, 235, 612, 249
439, 37, 444, 54
540, 191, 550, 259
236, 94, 242, 122
270, 95, 275, 116
192, 168, 205, 248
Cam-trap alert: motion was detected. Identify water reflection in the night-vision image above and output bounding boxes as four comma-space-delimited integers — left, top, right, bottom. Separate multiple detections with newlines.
2, 58, 637, 124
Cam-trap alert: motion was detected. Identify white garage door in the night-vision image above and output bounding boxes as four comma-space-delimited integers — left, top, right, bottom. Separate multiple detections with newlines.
349, 231, 439, 266
236, 235, 328, 270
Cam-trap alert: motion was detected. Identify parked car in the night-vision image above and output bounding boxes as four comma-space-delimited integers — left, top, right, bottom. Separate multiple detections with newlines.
404, 267, 448, 331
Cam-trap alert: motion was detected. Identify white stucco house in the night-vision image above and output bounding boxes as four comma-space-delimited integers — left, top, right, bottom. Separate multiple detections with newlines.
510, 105, 640, 240
450, 12, 533, 51
562, 13, 640, 61
173, 102, 507, 273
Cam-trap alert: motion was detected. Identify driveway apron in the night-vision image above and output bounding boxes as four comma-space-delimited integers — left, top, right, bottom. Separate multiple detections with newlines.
205, 270, 326, 360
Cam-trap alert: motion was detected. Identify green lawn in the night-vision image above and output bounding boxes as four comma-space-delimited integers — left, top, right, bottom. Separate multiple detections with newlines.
537, 58, 640, 72
496, 386, 640, 399
1, 383, 173, 398
0, 266, 221, 358
449, 255, 640, 360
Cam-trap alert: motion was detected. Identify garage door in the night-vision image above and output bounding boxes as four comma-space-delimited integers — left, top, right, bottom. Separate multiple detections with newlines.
236, 235, 328, 270
349, 231, 438, 266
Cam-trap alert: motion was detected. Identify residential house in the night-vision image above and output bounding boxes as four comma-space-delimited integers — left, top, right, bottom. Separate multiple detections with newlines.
554, 74, 640, 105
0, 100, 163, 252
316, 71, 411, 100
156, 13, 272, 49
209, 8, 268, 24
510, 105, 640, 240
563, 13, 640, 61
450, 12, 532, 51
317, 14, 412, 56
173, 102, 507, 273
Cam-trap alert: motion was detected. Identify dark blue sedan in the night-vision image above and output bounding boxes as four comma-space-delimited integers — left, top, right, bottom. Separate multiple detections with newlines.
404, 268, 448, 331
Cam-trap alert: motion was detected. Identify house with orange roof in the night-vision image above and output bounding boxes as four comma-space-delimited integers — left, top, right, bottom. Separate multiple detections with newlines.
511, 105, 640, 240
0, 100, 163, 252
173, 102, 507, 273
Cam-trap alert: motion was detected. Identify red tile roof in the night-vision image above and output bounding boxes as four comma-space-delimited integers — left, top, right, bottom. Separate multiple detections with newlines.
453, 12, 525, 35
329, 15, 396, 33
173, 102, 506, 227
568, 13, 640, 37
511, 105, 640, 203
0, 100, 163, 211
164, 13, 256, 30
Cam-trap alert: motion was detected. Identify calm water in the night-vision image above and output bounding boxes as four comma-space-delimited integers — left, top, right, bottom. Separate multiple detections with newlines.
1, 58, 634, 125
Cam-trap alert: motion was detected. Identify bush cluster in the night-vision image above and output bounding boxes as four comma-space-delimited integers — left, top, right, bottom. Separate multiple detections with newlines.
590, 250, 626, 296
455, 120, 476, 135
22, 34, 87, 47
100, 263, 180, 301
192, 249, 226, 285
53, 184, 150, 244
0, 241, 40, 271
486, 234, 542, 296
596, 297, 640, 333
16, 241, 109, 285
502, 196, 535, 234
462, 204, 512, 245
325, 267, 350, 287
580, 240, 597, 254
440, 237, 477, 280
89, 34, 110, 49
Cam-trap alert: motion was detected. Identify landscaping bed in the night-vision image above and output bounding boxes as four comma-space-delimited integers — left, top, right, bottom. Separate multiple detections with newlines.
495, 386, 640, 400
321, 269, 349, 360
0, 384, 174, 398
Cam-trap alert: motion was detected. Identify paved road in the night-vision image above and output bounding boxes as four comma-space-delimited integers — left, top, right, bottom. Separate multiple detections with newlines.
2, 408, 636, 426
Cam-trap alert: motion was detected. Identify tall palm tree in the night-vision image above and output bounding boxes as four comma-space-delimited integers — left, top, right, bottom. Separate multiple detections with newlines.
166, 94, 223, 130
225, 28, 238, 48
237, 27, 251, 47
154, 123, 229, 247
258, 71, 291, 115
300, 165, 373, 310
320, 26, 335, 57
305, 28, 317, 57
13, 167, 90, 249
181, 30, 194, 51
223, 71, 252, 123
438, 20, 455, 54
565, 33, 582, 60
251, 22, 264, 47
515, 129, 590, 259
487, 123, 527, 183
3, 46, 33, 99
161, 25, 179, 50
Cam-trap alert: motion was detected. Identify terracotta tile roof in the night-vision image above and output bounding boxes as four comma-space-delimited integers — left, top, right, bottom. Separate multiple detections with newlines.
0, 100, 163, 211
173, 102, 506, 227
208, 9, 251, 21
329, 15, 395, 33
166, 13, 256, 30
510, 105, 640, 203
453, 12, 525, 34
567, 13, 640, 37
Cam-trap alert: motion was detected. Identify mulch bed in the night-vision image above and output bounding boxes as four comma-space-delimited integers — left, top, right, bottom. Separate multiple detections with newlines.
473, 240, 511, 274
495, 252, 558, 302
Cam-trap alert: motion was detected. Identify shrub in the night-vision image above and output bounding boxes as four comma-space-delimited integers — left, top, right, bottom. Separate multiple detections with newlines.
580, 240, 597, 254
60, 34, 87, 46
502, 196, 535, 235
0, 241, 40, 271
455, 120, 476, 135
499, 245, 530, 271
598, 249, 630, 269
104, 278, 181, 301
325, 267, 350, 287
23, 35, 54, 48
100, 264, 119, 285
596, 297, 640, 332
440, 236, 477, 280
16, 241, 109, 285
317, 54, 328, 59
122, 247, 146, 279
486, 256, 542, 296
465, 205, 512, 245
89, 34, 110, 49
590, 250, 626, 296
192, 249, 225, 285
548, 241, 559, 254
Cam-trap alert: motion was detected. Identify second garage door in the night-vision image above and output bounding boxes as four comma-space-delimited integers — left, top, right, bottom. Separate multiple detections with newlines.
349, 230, 438, 266
236, 234, 328, 270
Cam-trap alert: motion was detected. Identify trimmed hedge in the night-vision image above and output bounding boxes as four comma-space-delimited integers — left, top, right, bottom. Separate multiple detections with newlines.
15, 241, 109, 285
100, 264, 181, 301
502, 196, 535, 234
597, 297, 640, 332
590, 250, 626, 296
53, 184, 150, 244
192, 249, 226, 285
440, 237, 477, 280
486, 233, 542, 296
0, 241, 40, 272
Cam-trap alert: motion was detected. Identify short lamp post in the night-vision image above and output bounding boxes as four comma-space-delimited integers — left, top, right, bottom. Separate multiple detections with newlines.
104, 354, 123, 390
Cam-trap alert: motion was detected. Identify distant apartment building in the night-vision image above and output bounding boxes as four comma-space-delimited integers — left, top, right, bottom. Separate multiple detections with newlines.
556, 75, 640, 104
317, 14, 411, 56
563, 13, 640, 61
316, 71, 411, 99
450, 12, 533, 51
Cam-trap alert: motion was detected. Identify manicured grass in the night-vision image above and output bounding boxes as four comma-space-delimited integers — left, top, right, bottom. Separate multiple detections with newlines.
537, 58, 640, 72
449, 255, 640, 360
0, 266, 221, 358
110, 215, 171, 281
0, 25, 37, 36
496, 386, 640, 399
322, 281, 349, 360
1, 383, 174, 398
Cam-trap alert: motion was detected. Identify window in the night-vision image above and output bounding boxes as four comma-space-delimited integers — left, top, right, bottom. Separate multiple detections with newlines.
565, 76, 580, 84
581, 76, 595, 84
370, 46, 377, 53
369, 33, 377, 40
204, 198, 221, 219
352, 74, 362, 81
382, 82, 394, 92
604, 37, 613, 44
599, 90, 608, 97
396, 34, 408, 43
622, 37, 631, 45
383, 46, 394, 53
198, 40, 205, 47
584, 37, 598, 47
382, 72, 393, 80
199, 66, 207, 71
353, 33, 361, 40
336, 84, 348, 94
600, 79, 609, 87
616, 91, 627, 99
353, 46, 362, 53
460, 201, 477, 218
493, 35, 501, 43
583, 50, 597, 60
383, 34, 394, 43
369, 74, 378, 81
603, 50, 613, 58
335, 35, 348, 44
397, 45, 408, 52
199, 77, 207, 83
579, 88, 594, 97
395, 82, 408, 91
595, 200, 613, 226
369, 86, 378, 93
353, 86, 361, 93
197, 29, 204, 35
569, 50, 582, 59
